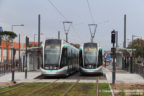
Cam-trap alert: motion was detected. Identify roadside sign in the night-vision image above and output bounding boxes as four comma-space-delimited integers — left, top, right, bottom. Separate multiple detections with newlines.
107, 56, 111, 61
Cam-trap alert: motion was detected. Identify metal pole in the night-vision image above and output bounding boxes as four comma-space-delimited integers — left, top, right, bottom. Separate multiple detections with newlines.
66, 33, 68, 42
124, 14, 126, 48
11, 26, 13, 67
38, 14, 40, 69
34, 34, 35, 43
112, 43, 116, 84
11, 40, 15, 82
19, 34, 21, 71
141, 37, 143, 58
11, 26, 15, 82
116, 31, 118, 48
131, 35, 134, 73
58, 31, 60, 39
12, 48, 15, 82
25, 36, 27, 79
91, 37, 93, 43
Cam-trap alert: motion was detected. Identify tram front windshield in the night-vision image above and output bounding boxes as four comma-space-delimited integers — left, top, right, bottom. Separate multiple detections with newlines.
44, 40, 61, 66
84, 47, 97, 65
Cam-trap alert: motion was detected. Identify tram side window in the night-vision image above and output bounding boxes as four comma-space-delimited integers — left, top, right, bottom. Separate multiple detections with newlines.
68, 48, 71, 65
98, 50, 103, 67
79, 50, 83, 66
60, 48, 67, 68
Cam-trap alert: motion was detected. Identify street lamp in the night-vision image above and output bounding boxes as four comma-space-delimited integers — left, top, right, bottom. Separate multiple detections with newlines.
34, 33, 43, 46
11, 24, 24, 82
11, 24, 24, 32
34, 34, 37, 43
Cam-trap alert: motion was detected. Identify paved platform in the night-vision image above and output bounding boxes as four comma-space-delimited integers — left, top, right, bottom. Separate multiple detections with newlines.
103, 67, 144, 83
0, 71, 107, 83
0, 72, 41, 82
1, 67, 143, 84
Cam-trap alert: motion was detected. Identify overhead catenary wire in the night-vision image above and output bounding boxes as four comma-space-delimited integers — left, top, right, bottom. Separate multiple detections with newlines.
45, 0, 81, 43
86, 0, 95, 24
46, 0, 67, 20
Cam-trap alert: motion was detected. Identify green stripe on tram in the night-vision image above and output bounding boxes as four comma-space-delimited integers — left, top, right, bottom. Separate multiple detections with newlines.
63, 45, 68, 48
44, 69, 58, 71
99, 48, 102, 50
84, 68, 97, 69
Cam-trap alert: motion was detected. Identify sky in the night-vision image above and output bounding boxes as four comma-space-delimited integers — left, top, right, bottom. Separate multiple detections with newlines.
0, 0, 144, 51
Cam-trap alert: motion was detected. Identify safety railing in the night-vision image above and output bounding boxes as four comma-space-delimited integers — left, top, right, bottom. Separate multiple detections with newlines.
0, 63, 12, 76
133, 63, 144, 78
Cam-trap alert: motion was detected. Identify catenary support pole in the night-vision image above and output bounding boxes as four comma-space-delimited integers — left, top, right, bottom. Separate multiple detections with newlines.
19, 34, 21, 71
11, 40, 15, 82
25, 36, 28, 79
58, 31, 60, 39
124, 14, 126, 48
38, 14, 40, 69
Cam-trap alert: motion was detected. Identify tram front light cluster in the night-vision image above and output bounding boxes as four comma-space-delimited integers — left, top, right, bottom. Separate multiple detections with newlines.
44, 66, 59, 70
44, 67, 49, 69
54, 67, 59, 69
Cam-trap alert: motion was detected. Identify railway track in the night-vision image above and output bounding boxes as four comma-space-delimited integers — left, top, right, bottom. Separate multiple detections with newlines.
62, 79, 80, 96
0, 83, 26, 94
0, 78, 43, 95
25, 79, 59, 96
62, 76, 100, 96
96, 77, 99, 96
0, 75, 102, 96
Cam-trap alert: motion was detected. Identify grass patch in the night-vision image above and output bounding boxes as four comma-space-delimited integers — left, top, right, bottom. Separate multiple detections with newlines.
33, 82, 73, 96
130, 90, 143, 96
0, 83, 23, 93
0, 82, 48, 96
67, 83, 96, 96
0, 82, 112, 96
118, 90, 126, 96
98, 83, 112, 96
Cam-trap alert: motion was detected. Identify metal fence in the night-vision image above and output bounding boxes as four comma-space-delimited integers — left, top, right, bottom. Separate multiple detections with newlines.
0, 60, 23, 76
0, 63, 11, 76
133, 63, 144, 78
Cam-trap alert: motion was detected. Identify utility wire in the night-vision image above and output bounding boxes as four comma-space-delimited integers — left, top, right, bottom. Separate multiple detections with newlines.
86, 0, 95, 23
47, 0, 67, 20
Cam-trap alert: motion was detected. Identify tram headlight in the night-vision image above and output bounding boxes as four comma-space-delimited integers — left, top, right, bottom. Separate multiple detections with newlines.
45, 67, 48, 69
54, 67, 59, 69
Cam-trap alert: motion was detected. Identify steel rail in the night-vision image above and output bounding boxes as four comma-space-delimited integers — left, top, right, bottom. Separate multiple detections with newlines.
25, 79, 59, 96
62, 78, 81, 96
96, 77, 99, 96
0, 83, 26, 94
0, 78, 42, 95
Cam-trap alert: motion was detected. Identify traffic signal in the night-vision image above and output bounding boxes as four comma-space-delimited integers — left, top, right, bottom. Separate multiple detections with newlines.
111, 30, 116, 43
13, 48, 16, 56
26, 36, 29, 47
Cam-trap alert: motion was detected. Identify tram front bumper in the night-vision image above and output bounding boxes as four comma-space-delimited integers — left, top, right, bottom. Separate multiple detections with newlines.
40, 67, 68, 76
80, 66, 103, 75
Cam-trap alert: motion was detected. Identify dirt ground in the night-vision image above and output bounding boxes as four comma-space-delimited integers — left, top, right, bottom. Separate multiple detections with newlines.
0, 82, 15, 88
111, 83, 144, 90
111, 83, 144, 96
